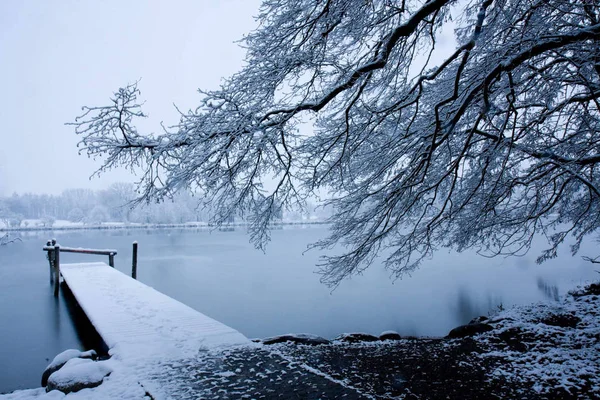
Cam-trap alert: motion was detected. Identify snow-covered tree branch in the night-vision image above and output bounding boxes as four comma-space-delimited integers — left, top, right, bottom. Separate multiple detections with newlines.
71, 0, 600, 286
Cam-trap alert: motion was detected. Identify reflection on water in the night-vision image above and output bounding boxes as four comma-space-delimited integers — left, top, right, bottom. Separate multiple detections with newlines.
0, 270, 105, 394
61, 285, 108, 354
451, 287, 504, 325
452, 288, 483, 324
537, 277, 560, 301
0, 226, 598, 393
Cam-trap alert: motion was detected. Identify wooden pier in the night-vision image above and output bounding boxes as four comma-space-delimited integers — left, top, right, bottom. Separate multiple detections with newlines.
59, 262, 248, 361
41, 242, 250, 397
42, 243, 249, 353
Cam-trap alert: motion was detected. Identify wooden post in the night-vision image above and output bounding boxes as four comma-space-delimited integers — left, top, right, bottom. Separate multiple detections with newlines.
46, 240, 53, 282
131, 241, 138, 279
108, 253, 115, 268
53, 245, 60, 297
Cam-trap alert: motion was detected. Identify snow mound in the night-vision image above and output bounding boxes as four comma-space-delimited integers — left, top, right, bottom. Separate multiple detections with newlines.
42, 349, 97, 386
379, 330, 402, 340
46, 359, 111, 394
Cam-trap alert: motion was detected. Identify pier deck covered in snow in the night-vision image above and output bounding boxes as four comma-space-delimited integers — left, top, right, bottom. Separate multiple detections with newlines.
59, 262, 249, 361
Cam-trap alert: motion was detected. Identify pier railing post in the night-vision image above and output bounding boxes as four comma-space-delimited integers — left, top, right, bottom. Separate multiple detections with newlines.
46, 240, 54, 282
53, 245, 60, 297
131, 241, 138, 279
108, 253, 115, 268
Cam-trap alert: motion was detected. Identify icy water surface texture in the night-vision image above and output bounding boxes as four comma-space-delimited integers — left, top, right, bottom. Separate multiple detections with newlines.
0, 226, 597, 393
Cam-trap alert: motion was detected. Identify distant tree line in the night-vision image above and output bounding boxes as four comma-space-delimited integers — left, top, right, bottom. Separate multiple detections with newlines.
0, 183, 205, 227
0, 183, 329, 228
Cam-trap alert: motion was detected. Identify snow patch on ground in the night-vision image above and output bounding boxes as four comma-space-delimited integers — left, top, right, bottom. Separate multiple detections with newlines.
476, 286, 600, 396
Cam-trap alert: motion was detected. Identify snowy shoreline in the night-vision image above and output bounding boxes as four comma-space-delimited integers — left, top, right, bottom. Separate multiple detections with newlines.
0, 220, 328, 233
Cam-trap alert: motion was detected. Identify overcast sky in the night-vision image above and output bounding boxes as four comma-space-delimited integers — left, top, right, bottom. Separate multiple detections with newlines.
0, 0, 261, 196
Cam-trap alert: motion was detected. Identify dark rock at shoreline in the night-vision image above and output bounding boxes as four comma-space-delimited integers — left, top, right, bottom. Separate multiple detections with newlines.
540, 313, 580, 328
42, 349, 97, 386
585, 283, 600, 295
262, 334, 330, 345
570, 282, 600, 298
335, 333, 380, 343
379, 331, 403, 341
447, 323, 493, 339
46, 358, 111, 394
582, 283, 600, 296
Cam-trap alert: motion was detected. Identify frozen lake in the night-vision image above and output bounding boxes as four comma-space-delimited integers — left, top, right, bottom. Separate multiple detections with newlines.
0, 225, 598, 393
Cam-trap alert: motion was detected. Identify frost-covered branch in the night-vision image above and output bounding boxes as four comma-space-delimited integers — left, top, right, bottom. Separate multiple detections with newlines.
72, 0, 600, 286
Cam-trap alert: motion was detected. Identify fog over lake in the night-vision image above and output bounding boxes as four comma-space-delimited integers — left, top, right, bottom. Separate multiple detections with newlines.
0, 225, 597, 393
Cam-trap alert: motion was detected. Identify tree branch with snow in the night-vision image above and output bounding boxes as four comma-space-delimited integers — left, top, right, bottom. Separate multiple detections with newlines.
71, 0, 600, 286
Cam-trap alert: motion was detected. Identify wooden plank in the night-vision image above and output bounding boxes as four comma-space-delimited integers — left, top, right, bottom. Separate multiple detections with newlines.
43, 246, 117, 256
59, 262, 248, 362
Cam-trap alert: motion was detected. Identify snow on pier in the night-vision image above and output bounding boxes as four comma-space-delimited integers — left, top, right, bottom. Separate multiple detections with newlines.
60, 262, 249, 362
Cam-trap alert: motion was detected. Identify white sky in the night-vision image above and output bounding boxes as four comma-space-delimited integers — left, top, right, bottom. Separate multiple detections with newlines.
0, 0, 261, 196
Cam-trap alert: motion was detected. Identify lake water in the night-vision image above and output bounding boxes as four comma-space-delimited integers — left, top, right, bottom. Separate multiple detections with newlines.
0, 225, 598, 393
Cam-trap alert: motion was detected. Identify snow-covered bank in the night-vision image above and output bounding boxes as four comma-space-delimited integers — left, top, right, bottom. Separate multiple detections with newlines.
475, 283, 600, 396
0, 219, 328, 233
261, 281, 600, 398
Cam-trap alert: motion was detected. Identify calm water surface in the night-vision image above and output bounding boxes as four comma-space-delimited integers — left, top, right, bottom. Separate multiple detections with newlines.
0, 226, 597, 393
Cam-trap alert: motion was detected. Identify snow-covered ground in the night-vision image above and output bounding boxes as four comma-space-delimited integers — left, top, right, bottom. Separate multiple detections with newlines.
476, 283, 600, 396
